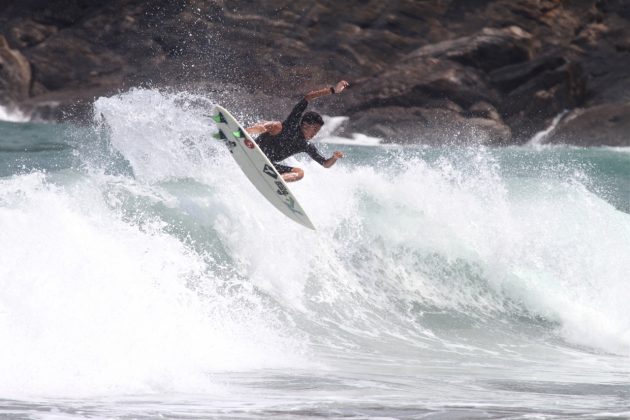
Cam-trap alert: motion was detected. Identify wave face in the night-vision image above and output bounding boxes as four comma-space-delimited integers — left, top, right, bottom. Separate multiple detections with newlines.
1, 89, 629, 417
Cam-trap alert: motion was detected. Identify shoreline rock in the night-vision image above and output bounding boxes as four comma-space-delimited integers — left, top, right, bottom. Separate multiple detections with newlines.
546, 103, 630, 147
0, 0, 629, 146
0, 35, 31, 105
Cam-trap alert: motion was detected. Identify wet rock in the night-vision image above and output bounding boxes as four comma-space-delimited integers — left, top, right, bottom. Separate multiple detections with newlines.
348, 105, 511, 145
545, 103, 630, 147
342, 25, 539, 143
406, 26, 534, 72
0, 35, 31, 104
465, 101, 500, 120
345, 57, 493, 113
0, 0, 628, 146
6, 19, 58, 49
490, 55, 587, 141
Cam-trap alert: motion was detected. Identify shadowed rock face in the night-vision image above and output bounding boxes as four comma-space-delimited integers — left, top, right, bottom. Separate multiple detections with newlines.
0, 0, 629, 145
0, 35, 31, 104
547, 104, 630, 147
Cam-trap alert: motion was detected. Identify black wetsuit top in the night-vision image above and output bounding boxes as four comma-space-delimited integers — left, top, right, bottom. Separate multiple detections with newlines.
256, 99, 326, 172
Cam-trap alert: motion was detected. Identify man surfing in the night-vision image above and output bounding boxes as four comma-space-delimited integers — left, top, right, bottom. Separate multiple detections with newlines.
246, 80, 349, 182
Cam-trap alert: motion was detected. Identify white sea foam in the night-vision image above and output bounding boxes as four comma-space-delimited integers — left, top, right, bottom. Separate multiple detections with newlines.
0, 104, 29, 122
2, 88, 629, 402
93, 89, 630, 356
527, 110, 568, 148
0, 172, 306, 398
319, 115, 382, 146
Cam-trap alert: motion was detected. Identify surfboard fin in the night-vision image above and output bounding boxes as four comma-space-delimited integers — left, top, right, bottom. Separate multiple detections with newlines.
212, 130, 227, 140
212, 112, 227, 124
232, 128, 245, 138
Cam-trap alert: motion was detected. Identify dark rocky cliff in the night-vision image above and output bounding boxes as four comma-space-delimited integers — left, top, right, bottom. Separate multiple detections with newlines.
1, 0, 629, 145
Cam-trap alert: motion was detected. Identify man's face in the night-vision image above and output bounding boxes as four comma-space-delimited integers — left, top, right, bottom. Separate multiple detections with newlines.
301, 123, 322, 140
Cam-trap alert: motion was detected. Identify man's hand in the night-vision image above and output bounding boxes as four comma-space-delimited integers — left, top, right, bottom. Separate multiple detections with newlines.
305, 80, 351, 101
324, 151, 344, 168
333, 80, 349, 94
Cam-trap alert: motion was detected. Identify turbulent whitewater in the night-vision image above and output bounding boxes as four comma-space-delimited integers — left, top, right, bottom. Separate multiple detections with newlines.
1, 89, 629, 419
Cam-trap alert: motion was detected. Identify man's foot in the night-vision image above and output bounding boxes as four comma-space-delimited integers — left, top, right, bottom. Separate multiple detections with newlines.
282, 167, 304, 182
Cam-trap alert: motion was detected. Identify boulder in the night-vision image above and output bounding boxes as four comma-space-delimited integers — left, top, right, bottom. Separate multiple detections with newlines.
489, 54, 586, 141
406, 26, 534, 72
0, 35, 31, 104
7, 19, 58, 49
0, 0, 628, 147
348, 105, 511, 145
545, 103, 630, 146
342, 26, 533, 143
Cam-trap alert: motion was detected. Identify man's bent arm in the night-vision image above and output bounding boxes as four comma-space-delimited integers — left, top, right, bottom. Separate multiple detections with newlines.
305, 80, 349, 101
246, 121, 282, 135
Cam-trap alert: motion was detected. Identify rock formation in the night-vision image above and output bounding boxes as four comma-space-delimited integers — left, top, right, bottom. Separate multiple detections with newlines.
0, 35, 31, 104
0, 0, 629, 145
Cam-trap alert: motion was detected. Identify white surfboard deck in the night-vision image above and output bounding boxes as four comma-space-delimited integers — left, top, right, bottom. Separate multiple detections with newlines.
212, 105, 315, 230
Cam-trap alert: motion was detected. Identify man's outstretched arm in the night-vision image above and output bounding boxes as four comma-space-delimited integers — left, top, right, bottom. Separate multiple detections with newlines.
305, 80, 349, 101
246, 80, 349, 135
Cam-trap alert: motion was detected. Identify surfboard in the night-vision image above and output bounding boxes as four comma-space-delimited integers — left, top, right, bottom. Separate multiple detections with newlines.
211, 105, 316, 230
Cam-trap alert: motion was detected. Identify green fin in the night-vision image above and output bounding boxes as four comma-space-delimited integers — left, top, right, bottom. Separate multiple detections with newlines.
212, 113, 226, 124
232, 129, 244, 138
213, 130, 226, 140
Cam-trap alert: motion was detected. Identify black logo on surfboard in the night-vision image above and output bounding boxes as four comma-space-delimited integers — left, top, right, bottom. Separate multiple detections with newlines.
275, 181, 289, 196
263, 164, 278, 179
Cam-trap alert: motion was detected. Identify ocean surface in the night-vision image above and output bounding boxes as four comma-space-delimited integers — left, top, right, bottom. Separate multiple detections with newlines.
1, 89, 629, 419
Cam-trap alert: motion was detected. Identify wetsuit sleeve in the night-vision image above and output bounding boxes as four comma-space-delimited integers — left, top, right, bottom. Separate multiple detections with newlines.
283, 98, 308, 134
304, 143, 327, 166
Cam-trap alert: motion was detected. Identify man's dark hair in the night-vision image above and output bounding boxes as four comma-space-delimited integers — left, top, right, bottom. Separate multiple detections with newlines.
301, 111, 324, 126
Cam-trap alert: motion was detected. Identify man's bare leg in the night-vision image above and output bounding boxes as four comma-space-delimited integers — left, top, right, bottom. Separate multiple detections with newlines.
281, 167, 304, 182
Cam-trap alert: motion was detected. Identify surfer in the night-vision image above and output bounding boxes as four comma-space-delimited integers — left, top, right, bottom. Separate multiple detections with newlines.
246, 80, 349, 182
